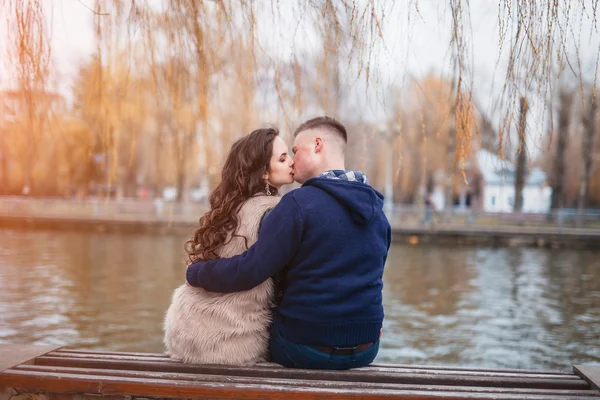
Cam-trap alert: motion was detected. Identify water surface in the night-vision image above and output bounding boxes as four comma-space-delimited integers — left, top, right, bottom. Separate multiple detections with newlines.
1, 228, 598, 370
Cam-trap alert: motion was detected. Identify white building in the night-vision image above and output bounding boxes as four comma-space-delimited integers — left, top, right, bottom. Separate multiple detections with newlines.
476, 149, 552, 213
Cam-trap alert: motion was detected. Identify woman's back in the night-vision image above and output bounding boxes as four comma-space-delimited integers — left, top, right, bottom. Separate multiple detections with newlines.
164, 195, 280, 365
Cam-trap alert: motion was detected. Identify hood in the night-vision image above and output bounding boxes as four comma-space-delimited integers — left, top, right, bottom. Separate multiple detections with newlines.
303, 177, 384, 225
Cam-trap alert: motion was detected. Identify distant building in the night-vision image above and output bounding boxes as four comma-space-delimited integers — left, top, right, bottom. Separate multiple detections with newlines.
475, 149, 552, 213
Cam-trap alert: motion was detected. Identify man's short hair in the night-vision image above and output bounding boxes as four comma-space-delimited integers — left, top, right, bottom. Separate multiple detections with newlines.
293, 116, 348, 144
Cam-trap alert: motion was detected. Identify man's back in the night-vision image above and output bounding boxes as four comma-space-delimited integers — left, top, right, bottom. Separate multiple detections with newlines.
275, 176, 391, 347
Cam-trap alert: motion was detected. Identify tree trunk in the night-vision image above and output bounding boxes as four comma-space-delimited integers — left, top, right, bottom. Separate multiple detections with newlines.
514, 97, 528, 212
550, 90, 572, 211
23, 90, 36, 195
176, 162, 185, 204
445, 127, 456, 212
0, 134, 7, 194
189, 1, 213, 189
124, 123, 139, 198
577, 91, 597, 219
153, 130, 162, 198
172, 125, 186, 204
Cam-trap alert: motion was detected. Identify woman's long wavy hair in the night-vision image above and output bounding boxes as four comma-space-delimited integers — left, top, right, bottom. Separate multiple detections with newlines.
185, 127, 280, 264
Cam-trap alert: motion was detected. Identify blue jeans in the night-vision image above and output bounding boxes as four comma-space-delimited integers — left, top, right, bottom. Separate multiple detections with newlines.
269, 323, 379, 370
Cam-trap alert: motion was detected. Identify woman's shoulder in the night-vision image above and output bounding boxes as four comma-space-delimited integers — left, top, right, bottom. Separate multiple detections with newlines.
237, 195, 280, 220
241, 194, 281, 211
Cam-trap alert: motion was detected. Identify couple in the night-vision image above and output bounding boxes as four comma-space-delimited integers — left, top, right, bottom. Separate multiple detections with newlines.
164, 116, 391, 370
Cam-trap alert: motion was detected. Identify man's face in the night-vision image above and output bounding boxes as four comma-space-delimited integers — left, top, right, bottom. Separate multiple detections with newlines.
291, 130, 318, 184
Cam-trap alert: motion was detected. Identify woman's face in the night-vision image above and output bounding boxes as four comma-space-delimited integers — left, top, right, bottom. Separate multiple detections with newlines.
265, 136, 294, 189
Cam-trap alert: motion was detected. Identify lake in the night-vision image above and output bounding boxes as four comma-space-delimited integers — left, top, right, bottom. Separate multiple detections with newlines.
1, 228, 598, 370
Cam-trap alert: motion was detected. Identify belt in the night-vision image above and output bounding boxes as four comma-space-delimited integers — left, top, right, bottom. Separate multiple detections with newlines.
312, 342, 374, 355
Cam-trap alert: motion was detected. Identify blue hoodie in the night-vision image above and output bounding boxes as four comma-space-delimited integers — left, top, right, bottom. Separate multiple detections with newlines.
186, 174, 391, 347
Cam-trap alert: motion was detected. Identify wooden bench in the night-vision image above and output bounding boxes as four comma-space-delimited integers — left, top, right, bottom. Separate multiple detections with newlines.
1, 345, 599, 399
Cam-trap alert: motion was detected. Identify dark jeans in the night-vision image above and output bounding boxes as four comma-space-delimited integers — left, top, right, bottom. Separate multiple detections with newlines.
269, 322, 379, 370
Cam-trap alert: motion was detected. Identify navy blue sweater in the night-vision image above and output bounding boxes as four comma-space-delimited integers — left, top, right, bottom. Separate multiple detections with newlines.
186, 176, 391, 347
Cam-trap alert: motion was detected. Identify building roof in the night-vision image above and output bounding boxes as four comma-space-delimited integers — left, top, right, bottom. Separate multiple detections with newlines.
476, 149, 546, 186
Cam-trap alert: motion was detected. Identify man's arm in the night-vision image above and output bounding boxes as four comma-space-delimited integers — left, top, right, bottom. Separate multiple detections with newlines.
186, 194, 303, 293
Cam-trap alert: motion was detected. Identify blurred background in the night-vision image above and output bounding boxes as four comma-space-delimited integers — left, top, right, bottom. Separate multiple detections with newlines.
0, 0, 599, 370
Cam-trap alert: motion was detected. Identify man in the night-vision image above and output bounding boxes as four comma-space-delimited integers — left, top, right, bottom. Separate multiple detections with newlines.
186, 116, 391, 370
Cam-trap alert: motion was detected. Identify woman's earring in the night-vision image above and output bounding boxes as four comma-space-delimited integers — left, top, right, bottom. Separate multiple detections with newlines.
265, 183, 271, 196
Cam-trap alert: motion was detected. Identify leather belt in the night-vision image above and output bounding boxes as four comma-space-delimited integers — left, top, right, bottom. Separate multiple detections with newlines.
312, 342, 374, 355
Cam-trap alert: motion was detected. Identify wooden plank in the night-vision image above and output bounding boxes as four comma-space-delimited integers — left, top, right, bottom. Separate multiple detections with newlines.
46, 351, 579, 380
0, 369, 598, 400
365, 364, 573, 376
0, 344, 61, 373
52, 349, 574, 375
48, 352, 173, 363
32, 356, 591, 390
56, 349, 169, 358
575, 365, 600, 391
13, 365, 600, 397
39, 353, 579, 380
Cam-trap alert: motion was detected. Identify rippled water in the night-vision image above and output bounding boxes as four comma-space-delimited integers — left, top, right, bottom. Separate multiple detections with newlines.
1, 228, 599, 370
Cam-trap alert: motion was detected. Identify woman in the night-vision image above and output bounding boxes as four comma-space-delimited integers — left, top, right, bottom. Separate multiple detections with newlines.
163, 127, 294, 365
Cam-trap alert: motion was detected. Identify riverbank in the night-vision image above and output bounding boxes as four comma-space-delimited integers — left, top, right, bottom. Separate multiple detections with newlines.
2, 210, 599, 249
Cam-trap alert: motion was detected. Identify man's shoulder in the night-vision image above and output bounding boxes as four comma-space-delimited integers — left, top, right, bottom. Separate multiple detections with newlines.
269, 189, 304, 213
281, 185, 327, 203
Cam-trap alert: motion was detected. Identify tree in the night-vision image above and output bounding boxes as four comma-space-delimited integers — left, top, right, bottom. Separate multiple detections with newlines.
0, 128, 7, 194
392, 76, 475, 206
578, 90, 597, 212
514, 97, 528, 212
2, 0, 599, 202
73, 53, 150, 198
550, 89, 573, 211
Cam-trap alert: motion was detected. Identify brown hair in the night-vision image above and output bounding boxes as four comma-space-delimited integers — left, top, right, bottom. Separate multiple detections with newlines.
185, 127, 279, 264
293, 116, 347, 143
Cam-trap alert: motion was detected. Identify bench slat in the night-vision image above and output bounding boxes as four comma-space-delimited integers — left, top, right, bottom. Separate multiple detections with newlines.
49, 352, 171, 363
57, 349, 167, 358
13, 365, 600, 397
0, 344, 61, 373
1, 369, 598, 400
575, 365, 600, 391
33, 356, 591, 390
54, 349, 574, 375
42, 352, 578, 380
359, 364, 573, 376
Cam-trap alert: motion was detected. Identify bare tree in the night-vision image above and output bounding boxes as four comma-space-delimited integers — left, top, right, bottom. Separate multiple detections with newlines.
514, 97, 528, 212
578, 90, 598, 212
0, 130, 7, 194
550, 89, 573, 211
2, 0, 600, 199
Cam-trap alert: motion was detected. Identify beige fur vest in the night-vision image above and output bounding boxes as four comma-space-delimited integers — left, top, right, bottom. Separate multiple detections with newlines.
163, 195, 280, 365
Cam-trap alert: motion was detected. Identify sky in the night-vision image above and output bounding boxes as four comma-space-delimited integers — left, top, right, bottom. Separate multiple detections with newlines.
1, 0, 598, 156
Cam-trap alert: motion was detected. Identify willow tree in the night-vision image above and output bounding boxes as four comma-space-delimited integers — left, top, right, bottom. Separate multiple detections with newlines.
579, 90, 598, 212
514, 97, 528, 212
2, 0, 599, 199
550, 89, 573, 211
2, 0, 52, 194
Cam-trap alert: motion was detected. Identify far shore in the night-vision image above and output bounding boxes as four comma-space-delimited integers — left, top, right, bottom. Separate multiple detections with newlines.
1, 196, 599, 249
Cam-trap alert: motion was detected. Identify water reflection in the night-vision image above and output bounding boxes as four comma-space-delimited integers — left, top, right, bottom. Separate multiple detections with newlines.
1, 228, 599, 369
380, 245, 600, 369
0, 229, 187, 351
